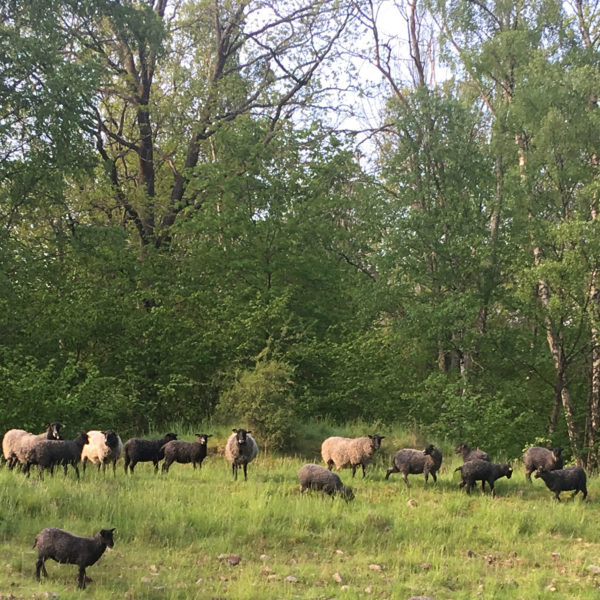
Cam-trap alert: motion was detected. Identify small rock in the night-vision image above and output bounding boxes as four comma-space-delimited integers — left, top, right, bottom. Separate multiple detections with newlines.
260, 566, 272, 575
465, 550, 475, 558
420, 562, 432, 571
588, 565, 600, 574
267, 574, 278, 581
219, 575, 228, 581
260, 554, 271, 561
335, 549, 344, 554
333, 572, 343, 583
285, 575, 299, 583
341, 585, 349, 590
227, 554, 241, 566
364, 586, 372, 594
407, 499, 418, 507
485, 555, 494, 565
44, 594, 59, 600
217, 553, 229, 560
368, 564, 382, 571
551, 552, 561, 560
141, 577, 152, 583
149, 564, 158, 572
195, 577, 204, 584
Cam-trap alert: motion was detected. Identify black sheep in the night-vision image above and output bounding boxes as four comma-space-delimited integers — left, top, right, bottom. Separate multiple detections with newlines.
534, 465, 587, 501
455, 459, 513, 496
34, 527, 115, 589
385, 444, 443, 487
25, 432, 89, 479
523, 447, 563, 481
123, 433, 178, 473
161, 433, 211, 473
454, 442, 490, 463
298, 463, 354, 501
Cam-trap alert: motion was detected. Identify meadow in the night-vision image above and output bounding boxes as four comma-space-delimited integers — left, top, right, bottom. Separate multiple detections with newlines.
1, 424, 600, 600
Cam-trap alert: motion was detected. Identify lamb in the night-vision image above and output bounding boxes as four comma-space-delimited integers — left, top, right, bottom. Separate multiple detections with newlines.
321, 434, 385, 478
298, 463, 354, 501
224, 428, 258, 481
2, 423, 63, 469
454, 442, 490, 463
455, 459, 513, 496
24, 432, 89, 479
523, 446, 563, 481
534, 465, 587, 501
385, 444, 443, 487
81, 430, 123, 475
123, 432, 178, 473
161, 433, 211, 473
33, 527, 115, 590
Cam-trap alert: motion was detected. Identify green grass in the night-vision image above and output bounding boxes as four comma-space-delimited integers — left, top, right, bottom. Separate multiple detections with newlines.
2, 428, 600, 599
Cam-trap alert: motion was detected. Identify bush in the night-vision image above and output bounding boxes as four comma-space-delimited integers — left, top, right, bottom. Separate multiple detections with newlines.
216, 359, 296, 452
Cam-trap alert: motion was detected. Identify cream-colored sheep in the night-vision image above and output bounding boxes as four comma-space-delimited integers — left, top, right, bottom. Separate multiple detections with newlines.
81, 430, 123, 475
321, 434, 385, 478
2, 429, 27, 468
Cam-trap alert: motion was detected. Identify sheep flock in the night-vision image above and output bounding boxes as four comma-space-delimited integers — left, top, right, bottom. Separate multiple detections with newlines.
0, 423, 593, 591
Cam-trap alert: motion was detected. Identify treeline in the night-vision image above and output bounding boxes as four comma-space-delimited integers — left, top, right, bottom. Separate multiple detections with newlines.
2, 0, 600, 465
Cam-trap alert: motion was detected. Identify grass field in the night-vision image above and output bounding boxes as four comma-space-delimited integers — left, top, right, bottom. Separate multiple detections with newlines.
1, 425, 600, 599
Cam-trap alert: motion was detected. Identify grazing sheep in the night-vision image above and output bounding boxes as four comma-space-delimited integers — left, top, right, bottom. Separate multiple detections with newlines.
81, 430, 123, 475
454, 442, 490, 463
2, 423, 63, 469
298, 463, 354, 501
321, 434, 385, 478
25, 432, 89, 479
161, 433, 211, 473
224, 428, 258, 481
523, 447, 563, 481
123, 433, 178, 474
385, 444, 443, 487
534, 465, 587, 501
455, 459, 513, 496
33, 527, 115, 590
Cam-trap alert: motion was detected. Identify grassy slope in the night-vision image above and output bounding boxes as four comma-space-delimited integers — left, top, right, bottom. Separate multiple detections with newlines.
1, 428, 599, 599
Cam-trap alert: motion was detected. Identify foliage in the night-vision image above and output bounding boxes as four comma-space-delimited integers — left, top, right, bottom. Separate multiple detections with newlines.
216, 358, 297, 452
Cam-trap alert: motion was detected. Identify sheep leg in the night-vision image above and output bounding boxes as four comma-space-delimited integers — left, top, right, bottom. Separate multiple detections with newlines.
112, 460, 117, 476
162, 460, 170, 473
326, 460, 334, 471
554, 491, 561, 501
35, 557, 46, 581
351, 465, 357, 478
78, 567, 87, 589
73, 464, 80, 480
402, 473, 411, 488
384, 467, 397, 480
361, 464, 366, 478
232, 463, 237, 481
525, 469, 532, 482
243, 463, 248, 481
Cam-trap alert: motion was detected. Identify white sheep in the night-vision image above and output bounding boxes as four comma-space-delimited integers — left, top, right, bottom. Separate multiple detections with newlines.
321, 434, 385, 478
81, 430, 123, 475
224, 428, 258, 481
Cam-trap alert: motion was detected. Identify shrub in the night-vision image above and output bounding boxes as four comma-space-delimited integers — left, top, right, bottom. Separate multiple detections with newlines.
216, 358, 296, 452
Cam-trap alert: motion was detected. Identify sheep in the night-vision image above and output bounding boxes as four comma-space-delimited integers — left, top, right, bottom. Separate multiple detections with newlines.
455, 459, 513, 496
298, 463, 354, 501
385, 444, 443, 487
24, 432, 89, 479
534, 465, 587, 501
161, 433, 212, 473
33, 527, 115, 590
123, 433, 177, 474
321, 434, 385, 478
224, 428, 258, 481
2, 423, 63, 470
523, 446, 563, 481
454, 442, 490, 463
81, 430, 123, 475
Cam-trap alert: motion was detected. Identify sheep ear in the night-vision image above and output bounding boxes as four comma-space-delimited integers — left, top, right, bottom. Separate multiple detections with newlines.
232, 429, 238, 433
206, 434, 212, 438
